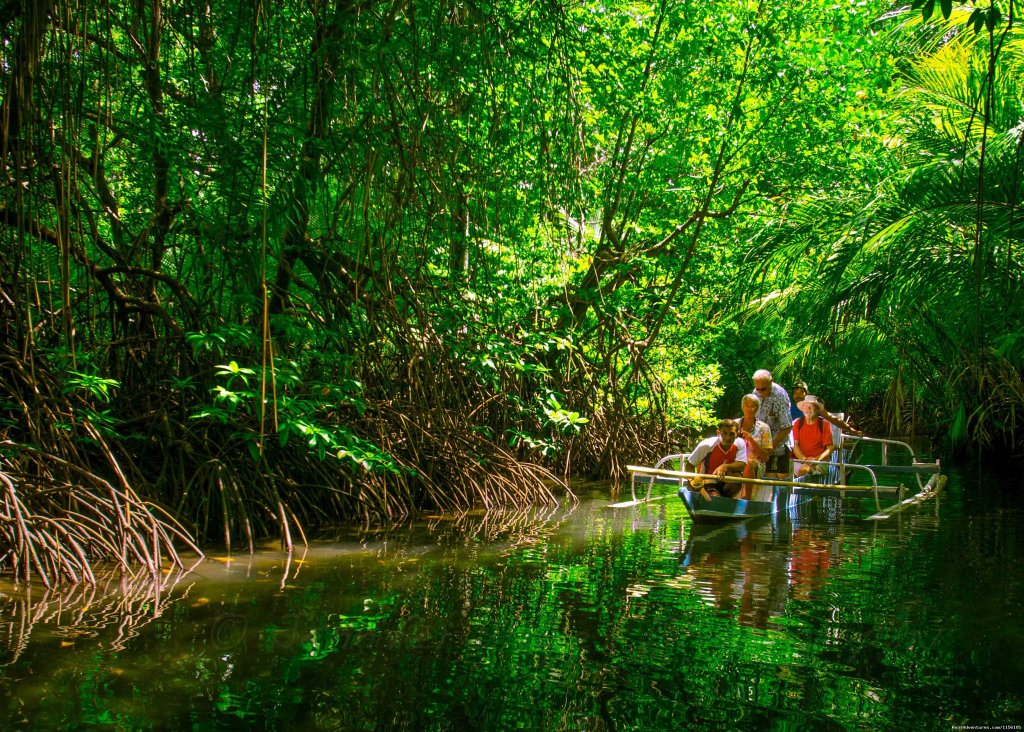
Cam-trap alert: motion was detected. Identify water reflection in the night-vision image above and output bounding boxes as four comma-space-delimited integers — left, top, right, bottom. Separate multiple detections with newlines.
0, 466, 1019, 731
311, 503, 565, 553
0, 563, 201, 664
678, 486, 945, 630
680, 509, 832, 628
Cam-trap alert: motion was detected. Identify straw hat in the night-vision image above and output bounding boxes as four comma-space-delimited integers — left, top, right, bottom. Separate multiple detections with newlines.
797, 394, 824, 413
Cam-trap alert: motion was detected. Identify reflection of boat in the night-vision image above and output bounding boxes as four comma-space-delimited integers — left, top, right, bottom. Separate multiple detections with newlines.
627, 425, 943, 523
680, 520, 753, 567
680, 491, 805, 566
680, 510, 837, 628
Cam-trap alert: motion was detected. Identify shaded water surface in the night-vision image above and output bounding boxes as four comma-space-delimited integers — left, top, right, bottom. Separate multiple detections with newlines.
1, 463, 1022, 730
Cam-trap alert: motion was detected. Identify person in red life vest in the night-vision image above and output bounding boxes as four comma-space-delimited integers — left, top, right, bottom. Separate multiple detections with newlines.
792, 395, 835, 477
685, 419, 748, 497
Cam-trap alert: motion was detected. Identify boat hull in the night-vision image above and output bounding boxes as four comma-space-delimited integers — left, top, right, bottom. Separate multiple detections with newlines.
677, 484, 811, 522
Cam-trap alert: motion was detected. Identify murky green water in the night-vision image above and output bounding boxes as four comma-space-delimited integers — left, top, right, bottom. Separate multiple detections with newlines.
1, 462, 1022, 730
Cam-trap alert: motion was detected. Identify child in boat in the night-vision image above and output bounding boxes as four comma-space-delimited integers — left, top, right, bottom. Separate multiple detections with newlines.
686, 419, 748, 497
792, 395, 835, 477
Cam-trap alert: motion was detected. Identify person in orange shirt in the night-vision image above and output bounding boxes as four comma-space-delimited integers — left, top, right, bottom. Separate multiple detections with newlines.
792, 382, 863, 435
792, 395, 835, 477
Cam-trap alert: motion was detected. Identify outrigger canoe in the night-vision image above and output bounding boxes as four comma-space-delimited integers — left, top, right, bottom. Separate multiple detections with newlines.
626, 426, 943, 523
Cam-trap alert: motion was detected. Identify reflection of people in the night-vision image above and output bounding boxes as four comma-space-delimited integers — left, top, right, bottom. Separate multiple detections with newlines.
752, 369, 792, 477
792, 395, 835, 477
686, 419, 747, 498
683, 522, 792, 629
789, 528, 833, 601
736, 394, 772, 499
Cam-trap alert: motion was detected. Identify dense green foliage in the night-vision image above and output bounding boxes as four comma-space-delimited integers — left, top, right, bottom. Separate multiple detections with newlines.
740, 2, 1024, 447
1, 0, 1021, 574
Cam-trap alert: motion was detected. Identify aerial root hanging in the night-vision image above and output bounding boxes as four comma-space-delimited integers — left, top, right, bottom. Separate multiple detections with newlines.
372, 401, 570, 513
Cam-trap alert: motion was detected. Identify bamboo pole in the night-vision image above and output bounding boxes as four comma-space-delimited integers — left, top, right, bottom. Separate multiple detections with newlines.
866, 475, 946, 521
627, 465, 881, 492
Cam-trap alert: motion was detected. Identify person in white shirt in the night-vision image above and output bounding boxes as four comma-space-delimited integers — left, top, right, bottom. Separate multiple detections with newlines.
686, 419, 748, 498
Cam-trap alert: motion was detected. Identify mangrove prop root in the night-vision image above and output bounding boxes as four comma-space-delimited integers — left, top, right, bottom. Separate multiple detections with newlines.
0, 443, 199, 587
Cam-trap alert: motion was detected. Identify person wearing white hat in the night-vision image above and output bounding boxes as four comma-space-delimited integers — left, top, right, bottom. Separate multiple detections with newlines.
792, 395, 835, 477
796, 389, 863, 436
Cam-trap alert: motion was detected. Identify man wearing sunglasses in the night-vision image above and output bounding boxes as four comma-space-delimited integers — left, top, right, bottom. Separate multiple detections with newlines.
752, 369, 793, 477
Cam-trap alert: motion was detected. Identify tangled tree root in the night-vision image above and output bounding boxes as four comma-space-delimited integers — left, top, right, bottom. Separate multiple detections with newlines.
566, 404, 672, 485
0, 339, 579, 584
171, 399, 572, 553
374, 400, 569, 512
0, 443, 202, 587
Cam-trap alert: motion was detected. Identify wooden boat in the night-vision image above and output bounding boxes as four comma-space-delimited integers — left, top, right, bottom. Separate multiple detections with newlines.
628, 463, 818, 523
625, 423, 942, 523
679, 478, 809, 521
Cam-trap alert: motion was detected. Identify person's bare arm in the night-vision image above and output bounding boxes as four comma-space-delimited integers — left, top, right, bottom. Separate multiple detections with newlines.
713, 460, 746, 478
822, 411, 862, 435
815, 443, 835, 462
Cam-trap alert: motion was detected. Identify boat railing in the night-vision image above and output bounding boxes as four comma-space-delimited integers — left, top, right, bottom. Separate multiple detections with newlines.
654, 453, 689, 470
791, 459, 883, 511
838, 434, 939, 491
637, 453, 885, 511
627, 453, 689, 504
629, 430, 939, 508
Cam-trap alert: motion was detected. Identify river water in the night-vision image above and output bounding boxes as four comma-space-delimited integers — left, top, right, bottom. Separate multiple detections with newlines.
1, 461, 1022, 730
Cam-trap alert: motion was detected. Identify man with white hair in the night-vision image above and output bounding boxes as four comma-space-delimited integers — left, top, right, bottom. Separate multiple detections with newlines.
752, 369, 793, 477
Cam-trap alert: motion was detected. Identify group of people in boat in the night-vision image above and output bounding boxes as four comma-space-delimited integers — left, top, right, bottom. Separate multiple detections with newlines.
686, 369, 861, 500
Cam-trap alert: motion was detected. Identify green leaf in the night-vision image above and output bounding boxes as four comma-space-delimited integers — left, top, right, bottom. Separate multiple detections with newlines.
986, 7, 1000, 31
967, 8, 984, 33
922, 0, 935, 22
939, 0, 952, 20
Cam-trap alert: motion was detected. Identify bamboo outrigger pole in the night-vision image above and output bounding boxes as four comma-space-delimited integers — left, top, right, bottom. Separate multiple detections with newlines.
627, 466, 880, 492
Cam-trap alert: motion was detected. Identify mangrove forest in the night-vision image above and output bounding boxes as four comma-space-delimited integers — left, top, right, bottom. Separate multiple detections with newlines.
1, 0, 1023, 583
